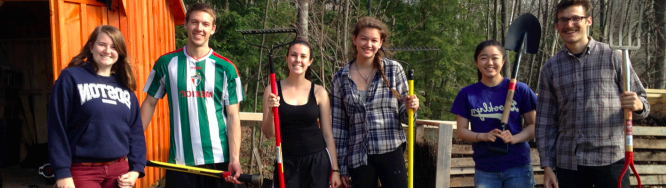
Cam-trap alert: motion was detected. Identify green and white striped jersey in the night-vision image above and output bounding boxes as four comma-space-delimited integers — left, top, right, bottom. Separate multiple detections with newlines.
143, 46, 244, 166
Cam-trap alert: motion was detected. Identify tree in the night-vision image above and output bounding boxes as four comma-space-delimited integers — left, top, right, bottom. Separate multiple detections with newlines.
297, 0, 309, 40
655, 0, 666, 89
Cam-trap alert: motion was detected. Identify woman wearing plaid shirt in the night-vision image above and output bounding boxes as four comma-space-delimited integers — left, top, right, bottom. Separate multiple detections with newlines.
332, 17, 419, 188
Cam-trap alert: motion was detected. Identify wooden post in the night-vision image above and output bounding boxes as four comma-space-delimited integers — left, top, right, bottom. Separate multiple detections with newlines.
436, 123, 453, 188
253, 148, 263, 177
250, 126, 256, 173
415, 124, 425, 144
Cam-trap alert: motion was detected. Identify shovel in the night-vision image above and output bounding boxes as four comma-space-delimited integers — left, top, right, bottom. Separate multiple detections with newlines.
488, 13, 541, 155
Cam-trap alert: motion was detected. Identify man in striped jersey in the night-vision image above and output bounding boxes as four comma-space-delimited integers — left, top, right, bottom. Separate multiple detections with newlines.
140, 3, 244, 187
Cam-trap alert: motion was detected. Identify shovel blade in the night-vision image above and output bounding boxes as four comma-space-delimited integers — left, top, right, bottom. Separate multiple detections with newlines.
505, 13, 541, 54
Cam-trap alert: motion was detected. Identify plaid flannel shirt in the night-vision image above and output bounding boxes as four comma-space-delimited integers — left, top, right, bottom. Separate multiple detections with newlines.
536, 38, 650, 171
331, 58, 414, 176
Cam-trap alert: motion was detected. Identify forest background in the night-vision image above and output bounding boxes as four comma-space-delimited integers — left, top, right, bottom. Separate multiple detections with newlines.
177, 0, 666, 121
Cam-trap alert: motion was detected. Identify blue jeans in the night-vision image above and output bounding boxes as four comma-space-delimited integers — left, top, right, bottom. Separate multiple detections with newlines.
474, 163, 536, 188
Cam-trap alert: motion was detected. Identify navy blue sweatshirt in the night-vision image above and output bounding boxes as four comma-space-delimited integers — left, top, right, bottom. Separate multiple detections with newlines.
48, 63, 146, 179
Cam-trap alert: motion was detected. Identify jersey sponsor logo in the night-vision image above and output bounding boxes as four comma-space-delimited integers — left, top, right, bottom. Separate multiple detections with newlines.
191, 72, 202, 87
470, 101, 519, 121
179, 90, 213, 98
77, 83, 132, 109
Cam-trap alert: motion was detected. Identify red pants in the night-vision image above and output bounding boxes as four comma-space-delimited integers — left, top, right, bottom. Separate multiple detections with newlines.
70, 158, 129, 188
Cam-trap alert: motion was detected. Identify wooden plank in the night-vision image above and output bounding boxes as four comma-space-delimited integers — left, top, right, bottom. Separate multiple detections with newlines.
451, 174, 666, 187
415, 124, 425, 144
63, 0, 105, 6
646, 89, 666, 95
416, 119, 458, 129
451, 144, 474, 154
630, 174, 666, 185
79, 3, 86, 47
633, 165, 666, 175
240, 112, 263, 121
49, 0, 60, 79
435, 124, 453, 188
451, 144, 540, 157
652, 102, 666, 112
633, 126, 666, 136
450, 166, 542, 175
634, 151, 666, 162
450, 165, 666, 175
635, 138, 666, 150
647, 93, 662, 98
451, 154, 540, 168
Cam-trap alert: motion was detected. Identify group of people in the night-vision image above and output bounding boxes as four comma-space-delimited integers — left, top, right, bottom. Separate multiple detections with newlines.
46, 0, 651, 188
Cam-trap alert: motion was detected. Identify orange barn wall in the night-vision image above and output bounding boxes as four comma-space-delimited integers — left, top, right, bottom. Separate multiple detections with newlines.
49, 0, 182, 187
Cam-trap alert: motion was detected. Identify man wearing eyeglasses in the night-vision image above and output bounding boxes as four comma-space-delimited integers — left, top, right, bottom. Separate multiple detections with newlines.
535, 0, 650, 188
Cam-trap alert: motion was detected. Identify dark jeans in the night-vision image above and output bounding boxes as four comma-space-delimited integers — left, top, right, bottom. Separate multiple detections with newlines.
556, 159, 630, 188
165, 162, 242, 188
349, 143, 407, 188
70, 158, 129, 188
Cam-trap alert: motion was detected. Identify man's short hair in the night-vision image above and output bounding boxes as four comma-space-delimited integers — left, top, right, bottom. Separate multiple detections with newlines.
185, 3, 216, 24
554, 0, 591, 23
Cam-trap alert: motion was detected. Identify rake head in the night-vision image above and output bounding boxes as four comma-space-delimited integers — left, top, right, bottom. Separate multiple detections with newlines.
608, 0, 645, 50
237, 28, 298, 35
236, 28, 298, 51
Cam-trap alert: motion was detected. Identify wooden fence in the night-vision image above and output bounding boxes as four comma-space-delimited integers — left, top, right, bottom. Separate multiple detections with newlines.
236, 89, 666, 187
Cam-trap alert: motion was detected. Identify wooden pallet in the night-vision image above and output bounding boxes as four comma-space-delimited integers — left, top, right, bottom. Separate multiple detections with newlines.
435, 125, 666, 187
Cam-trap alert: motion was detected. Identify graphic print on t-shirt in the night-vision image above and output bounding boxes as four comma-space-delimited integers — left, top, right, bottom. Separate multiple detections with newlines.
77, 83, 132, 109
470, 101, 519, 121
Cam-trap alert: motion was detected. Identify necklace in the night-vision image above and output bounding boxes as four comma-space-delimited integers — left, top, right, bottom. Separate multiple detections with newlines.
355, 62, 375, 83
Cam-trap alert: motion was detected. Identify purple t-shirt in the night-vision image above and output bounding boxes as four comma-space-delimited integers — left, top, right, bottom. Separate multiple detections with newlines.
450, 78, 537, 172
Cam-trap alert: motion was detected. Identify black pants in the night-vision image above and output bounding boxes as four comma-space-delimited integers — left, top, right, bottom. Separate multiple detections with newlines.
556, 159, 630, 188
273, 149, 332, 188
349, 143, 407, 188
165, 162, 243, 188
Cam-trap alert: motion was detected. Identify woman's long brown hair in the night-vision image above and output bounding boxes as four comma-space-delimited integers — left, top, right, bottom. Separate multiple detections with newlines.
67, 25, 136, 91
352, 17, 402, 100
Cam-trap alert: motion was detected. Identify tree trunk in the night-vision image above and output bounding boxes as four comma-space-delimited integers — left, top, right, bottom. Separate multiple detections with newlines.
487, 0, 491, 40
501, 0, 511, 77
343, 0, 350, 63
297, 0, 309, 41
655, 0, 666, 88
599, 0, 606, 42
509, 0, 517, 23
493, 0, 498, 40
320, 5, 326, 88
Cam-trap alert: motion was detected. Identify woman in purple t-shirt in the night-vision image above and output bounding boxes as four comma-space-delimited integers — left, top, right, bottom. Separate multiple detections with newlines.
450, 40, 537, 188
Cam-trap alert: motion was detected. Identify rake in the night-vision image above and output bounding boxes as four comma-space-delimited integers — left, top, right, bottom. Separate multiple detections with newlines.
608, 1, 645, 187
382, 46, 439, 188
237, 28, 298, 188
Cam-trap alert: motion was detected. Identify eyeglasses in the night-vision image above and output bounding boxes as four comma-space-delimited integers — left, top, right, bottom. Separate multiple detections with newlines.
556, 16, 588, 25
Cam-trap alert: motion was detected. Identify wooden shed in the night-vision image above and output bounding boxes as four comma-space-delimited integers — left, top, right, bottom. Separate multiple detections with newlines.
0, 0, 185, 187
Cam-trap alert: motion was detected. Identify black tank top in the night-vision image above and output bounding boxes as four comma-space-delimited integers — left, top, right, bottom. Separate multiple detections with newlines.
277, 81, 327, 156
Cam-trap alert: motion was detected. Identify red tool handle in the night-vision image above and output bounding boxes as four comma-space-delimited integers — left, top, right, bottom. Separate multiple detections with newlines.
270, 73, 286, 188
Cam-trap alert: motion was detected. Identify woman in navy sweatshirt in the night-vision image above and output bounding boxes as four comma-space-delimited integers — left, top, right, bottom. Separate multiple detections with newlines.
48, 25, 146, 188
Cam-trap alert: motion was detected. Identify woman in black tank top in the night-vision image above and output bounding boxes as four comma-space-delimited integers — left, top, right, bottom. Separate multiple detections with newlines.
261, 40, 342, 188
